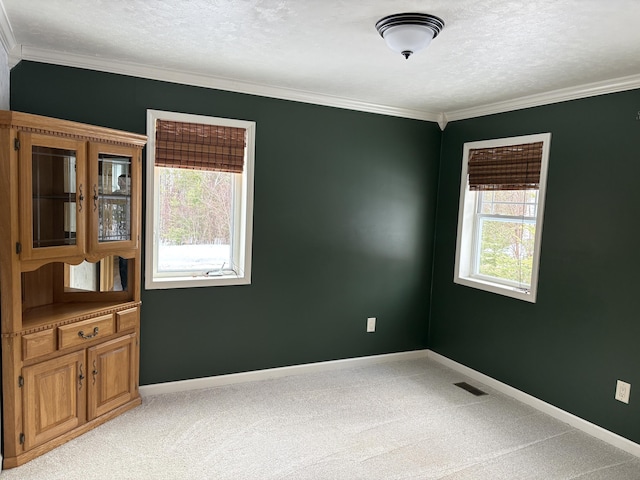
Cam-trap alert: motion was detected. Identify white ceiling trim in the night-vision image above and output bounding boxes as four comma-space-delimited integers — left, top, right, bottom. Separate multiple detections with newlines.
443, 74, 640, 125
2, 42, 639, 129
0, 0, 19, 66
18, 46, 441, 124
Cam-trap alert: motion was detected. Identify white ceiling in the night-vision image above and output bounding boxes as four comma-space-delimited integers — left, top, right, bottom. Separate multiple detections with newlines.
2, 1, 640, 124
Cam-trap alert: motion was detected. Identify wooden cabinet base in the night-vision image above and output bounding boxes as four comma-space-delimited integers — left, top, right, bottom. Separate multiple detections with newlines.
2, 396, 141, 469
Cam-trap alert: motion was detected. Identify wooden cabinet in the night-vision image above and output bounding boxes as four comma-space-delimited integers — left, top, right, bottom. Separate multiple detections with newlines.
88, 334, 137, 420
0, 111, 147, 468
22, 351, 86, 451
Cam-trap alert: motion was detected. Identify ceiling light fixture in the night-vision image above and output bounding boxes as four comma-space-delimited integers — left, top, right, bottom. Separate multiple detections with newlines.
375, 13, 444, 59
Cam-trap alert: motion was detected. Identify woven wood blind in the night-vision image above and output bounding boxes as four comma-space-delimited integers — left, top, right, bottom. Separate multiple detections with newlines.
468, 141, 543, 191
155, 120, 246, 173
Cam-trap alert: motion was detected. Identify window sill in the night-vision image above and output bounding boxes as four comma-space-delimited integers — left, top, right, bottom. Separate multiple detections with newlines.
145, 274, 251, 290
454, 275, 536, 303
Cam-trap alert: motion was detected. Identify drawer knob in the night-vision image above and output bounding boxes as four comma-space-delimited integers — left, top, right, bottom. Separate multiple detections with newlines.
78, 327, 99, 339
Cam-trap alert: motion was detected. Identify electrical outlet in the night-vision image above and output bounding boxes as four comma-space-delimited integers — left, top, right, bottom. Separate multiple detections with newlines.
615, 380, 631, 404
367, 317, 376, 332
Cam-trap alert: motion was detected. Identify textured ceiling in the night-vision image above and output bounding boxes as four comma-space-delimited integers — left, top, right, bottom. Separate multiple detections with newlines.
3, 0, 640, 121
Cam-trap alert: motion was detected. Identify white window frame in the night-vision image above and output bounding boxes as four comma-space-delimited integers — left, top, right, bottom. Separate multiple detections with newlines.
454, 133, 551, 303
145, 109, 255, 289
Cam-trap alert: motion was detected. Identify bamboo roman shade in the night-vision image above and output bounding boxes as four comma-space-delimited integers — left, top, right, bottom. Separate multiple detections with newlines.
155, 120, 246, 173
468, 141, 543, 191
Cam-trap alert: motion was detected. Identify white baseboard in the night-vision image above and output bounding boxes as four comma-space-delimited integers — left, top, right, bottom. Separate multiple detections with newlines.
139, 348, 639, 459
426, 350, 640, 458
139, 349, 429, 397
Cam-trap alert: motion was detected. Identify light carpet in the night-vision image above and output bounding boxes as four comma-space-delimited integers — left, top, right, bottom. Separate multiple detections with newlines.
2, 357, 639, 479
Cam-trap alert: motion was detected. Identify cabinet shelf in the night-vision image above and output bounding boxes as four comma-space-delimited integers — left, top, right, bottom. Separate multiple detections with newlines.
100, 193, 131, 200
33, 194, 76, 200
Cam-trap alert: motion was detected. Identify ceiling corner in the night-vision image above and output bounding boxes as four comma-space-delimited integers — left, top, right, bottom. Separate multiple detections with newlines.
0, 0, 17, 57
437, 113, 448, 130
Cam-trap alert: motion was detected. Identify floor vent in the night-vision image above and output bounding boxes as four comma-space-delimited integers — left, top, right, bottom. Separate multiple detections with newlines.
454, 382, 487, 396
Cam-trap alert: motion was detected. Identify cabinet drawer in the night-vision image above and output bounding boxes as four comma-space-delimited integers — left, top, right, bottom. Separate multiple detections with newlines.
116, 307, 139, 332
58, 314, 114, 349
22, 329, 57, 361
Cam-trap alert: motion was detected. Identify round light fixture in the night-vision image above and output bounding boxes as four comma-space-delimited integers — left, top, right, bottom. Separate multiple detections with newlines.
375, 13, 445, 59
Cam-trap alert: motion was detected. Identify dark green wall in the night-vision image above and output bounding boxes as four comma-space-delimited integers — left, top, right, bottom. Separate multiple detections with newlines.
431, 89, 640, 444
11, 60, 639, 446
10, 61, 440, 385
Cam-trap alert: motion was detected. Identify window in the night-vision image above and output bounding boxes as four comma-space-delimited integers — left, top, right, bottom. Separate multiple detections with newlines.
145, 110, 255, 289
454, 133, 551, 302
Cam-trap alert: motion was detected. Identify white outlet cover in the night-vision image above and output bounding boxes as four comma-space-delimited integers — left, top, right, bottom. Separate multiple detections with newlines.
367, 317, 376, 333
615, 380, 631, 404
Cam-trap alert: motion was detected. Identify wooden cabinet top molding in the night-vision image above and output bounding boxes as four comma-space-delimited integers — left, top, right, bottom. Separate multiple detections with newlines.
0, 110, 147, 147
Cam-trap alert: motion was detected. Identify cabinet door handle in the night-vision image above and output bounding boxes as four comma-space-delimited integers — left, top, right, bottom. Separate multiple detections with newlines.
79, 363, 84, 390
78, 184, 84, 212
78, 327, 99, 339
93, 184, 99, 211
92, 360, 98, 385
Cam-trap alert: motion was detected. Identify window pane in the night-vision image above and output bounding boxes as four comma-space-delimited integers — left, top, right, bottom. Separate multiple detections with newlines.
492, 202, 528, 216
157, 167, 233, 274
493, 190, 525, 203
477, 217, 536, 286
478, 189, 538, 217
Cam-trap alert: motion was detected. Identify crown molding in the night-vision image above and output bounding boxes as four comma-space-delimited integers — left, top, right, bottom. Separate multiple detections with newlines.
18, 46, 441, 123
0, 0, 13, 51
443, 73, 640, 124
0, 0, 19, 66
6, 42, 640, 127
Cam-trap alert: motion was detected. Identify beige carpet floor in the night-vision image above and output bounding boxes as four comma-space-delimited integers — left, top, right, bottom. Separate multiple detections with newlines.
2, 357, 639, 479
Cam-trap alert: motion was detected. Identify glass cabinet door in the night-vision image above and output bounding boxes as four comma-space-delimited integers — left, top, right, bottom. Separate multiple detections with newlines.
88, 143, 139, 253
19, 133, 87, 261
97, 153, 131, 242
